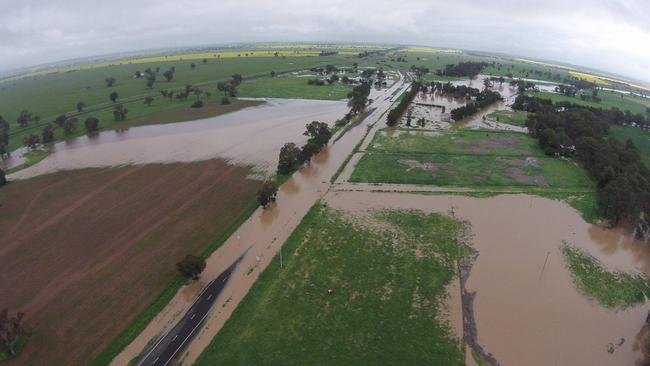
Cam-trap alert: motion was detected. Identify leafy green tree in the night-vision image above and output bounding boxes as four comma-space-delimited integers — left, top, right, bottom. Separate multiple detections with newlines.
144, 96, 154, 106
23, 134, 39, 149
42, 124, 54, 143
163, 68, 175, 82
113, 105, 128, 121
304, 121, 332, 148
176, 255, 206, 280
84, 117, 99, 133
16, 110, 33, 127
270, 71, 276, 77
145, 72, 156, 88
190, 63, 196, 70
277, 142, 301, 174
105, 77, 116, 87
76, 101, 86, 112
63, 118, 77, 134
300, 141, 320, 163
257, 180, 278, 208
109, 91, 119, 103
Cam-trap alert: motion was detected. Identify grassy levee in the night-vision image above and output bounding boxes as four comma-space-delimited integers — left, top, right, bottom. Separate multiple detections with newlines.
92, 197, 259, 366
195, 203, 467, 365
609, 125, 650, 168
562, 245, 650, 308
529, 90, 650, 115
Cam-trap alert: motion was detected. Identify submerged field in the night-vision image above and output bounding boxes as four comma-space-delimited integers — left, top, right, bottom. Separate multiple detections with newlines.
195, 204, 467, 365
0, 160, 261, 366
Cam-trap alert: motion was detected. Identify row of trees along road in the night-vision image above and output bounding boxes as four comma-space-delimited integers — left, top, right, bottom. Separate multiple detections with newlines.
386, 82, 422, 126
513, 95, 650, 230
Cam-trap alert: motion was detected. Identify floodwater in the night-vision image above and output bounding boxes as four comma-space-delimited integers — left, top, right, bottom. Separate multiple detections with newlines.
8, 98, 349, 180
110, 74, 409, 366
324, 191, 650, 366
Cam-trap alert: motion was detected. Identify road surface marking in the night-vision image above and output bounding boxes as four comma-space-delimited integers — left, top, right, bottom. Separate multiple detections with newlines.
153, 356, 159, 364
190, 313, 196, 320
172, 335, 178, 342
207, 294, 212, 300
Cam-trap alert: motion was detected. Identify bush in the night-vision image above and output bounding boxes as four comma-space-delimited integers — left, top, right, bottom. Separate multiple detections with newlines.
191, 100, 204, 108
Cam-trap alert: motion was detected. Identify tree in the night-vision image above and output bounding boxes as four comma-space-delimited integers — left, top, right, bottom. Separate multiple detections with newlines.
16, 110, 33, 127
300, 141, 320, 163
109, 91, 119, 103
0, 169, 5, 186
54, 114, 67, 128
105, 77, 116, 87
277, 142, 301, 174
23, 134, 39, 149
85, 117, 99, 132
145, 72, 156, 88
0, 309, 27, 357
270, 71, 276, 77
231, 74, 243, 86
176, 255, 206, 280
76, 101, 86, 112
42, 124, 54, 143
63, 118, 77, 134
190, 63, 196, 70
304, 121, 332, 148
202, 58, 207, 64
163, 68, 175, 82
113, 105, 128, 121
257, 180, 278, 208
144, 96, 154, 106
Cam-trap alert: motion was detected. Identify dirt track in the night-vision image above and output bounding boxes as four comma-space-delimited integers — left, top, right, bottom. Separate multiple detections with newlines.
0, 160, 260, 365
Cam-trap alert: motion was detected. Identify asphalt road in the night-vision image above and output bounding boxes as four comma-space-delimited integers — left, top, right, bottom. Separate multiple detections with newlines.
136, 251, 247, 366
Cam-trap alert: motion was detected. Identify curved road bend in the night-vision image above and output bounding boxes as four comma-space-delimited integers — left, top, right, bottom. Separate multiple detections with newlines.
136, 251, 248, 366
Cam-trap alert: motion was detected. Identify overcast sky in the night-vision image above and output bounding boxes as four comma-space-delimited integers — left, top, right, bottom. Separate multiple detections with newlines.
1, 0, 649, 82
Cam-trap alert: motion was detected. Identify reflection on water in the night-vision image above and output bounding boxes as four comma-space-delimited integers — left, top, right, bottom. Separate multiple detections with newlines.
10, 98, 348, 180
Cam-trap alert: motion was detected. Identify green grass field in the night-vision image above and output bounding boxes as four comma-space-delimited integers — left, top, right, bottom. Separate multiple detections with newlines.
352, 129, 593, 189
529, 90, 650, 115
486, 110, 528, 127
562, 245, 650, 308
238, 76, 352, 100
609, 125, 650, 167
195, 204, 467, 365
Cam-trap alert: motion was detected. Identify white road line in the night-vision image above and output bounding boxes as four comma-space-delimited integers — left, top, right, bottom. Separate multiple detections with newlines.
153, 356, 159, 364
171, 335, 178, 342
190, 313, 196, 320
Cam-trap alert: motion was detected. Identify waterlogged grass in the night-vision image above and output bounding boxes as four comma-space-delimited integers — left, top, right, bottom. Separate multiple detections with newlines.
195, 204, 467, 365
238, 76, 352, 100
609, 125, 650, 168
537, 191, 601, 224
562, 245, 650, 308
370, 129, 539, 156
486, 110, 528, 127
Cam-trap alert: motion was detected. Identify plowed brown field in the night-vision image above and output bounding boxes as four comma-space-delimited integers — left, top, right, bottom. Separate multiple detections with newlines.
0, 160, 260, 365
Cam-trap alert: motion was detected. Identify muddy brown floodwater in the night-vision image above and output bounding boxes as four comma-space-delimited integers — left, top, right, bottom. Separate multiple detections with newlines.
324, 191, 650, 366
9, 98, 349, 180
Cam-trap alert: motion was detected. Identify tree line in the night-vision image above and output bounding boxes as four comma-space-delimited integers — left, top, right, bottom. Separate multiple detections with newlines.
437, 62, 489, 77
386, 82, 422, 126
277, 121, 333, 176
450, 90, 502, 121
513, 95, 650, 228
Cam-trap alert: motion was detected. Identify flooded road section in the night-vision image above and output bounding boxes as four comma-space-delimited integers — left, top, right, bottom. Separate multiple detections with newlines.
111, 74, 409, 366
9, 98, 349, 180
324, 191, 650, 366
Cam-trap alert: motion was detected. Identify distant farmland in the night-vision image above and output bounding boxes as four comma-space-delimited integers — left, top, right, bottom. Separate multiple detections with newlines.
0, 160, 260, 365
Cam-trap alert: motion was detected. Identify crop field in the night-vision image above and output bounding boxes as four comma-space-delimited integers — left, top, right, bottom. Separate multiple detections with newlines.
609, 125, 650, 167
195, 204, 467, 365
351, 129, 593, 188
529, 90, 650, 115
238, 75, 353, 100
0, 160, 261, 366
486, 110, 528, 127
